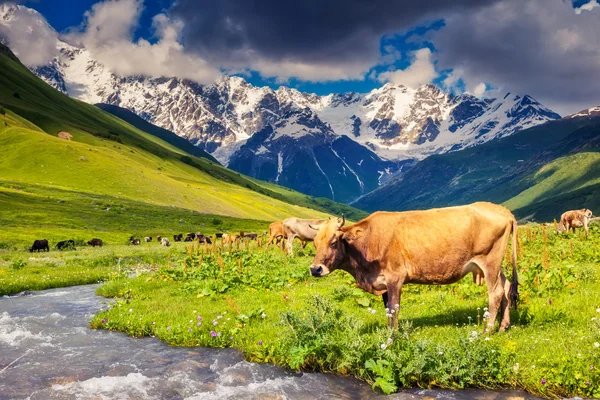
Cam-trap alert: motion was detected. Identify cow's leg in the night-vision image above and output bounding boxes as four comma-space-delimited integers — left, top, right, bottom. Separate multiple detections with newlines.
301, 241, 307, 249
483, 269, 505, 333
381, 292, 388, 309
286, 234, 296, 255
385, 278, 403, 329
498, 272, 512, 331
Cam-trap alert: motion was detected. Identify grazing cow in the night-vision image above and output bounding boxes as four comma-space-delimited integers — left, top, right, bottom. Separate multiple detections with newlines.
222, 234, 239, 245
309, 203, 519, 333
161, 237, 171, 247
56, 239, 76, 251
196, 234, 212, 244
559, 209, 593, 235
157, 235, 162, 242
184, 233, 196, 242
88, 238, 103, 247
173, 234, 183, 242
145, 236, 152, 243
30, 239, 49, 252
266, 221, 285, 248
130, 238, 141, 245
282, 217, 327, 255
240, 232, 258, 240
215, 233, 224, 239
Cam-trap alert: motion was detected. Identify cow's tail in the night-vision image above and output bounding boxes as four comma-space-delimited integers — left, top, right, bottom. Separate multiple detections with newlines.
509, 218, 519, 309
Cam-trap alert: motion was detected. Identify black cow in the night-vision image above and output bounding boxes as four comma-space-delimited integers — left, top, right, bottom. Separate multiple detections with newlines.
30, 239, 49, 252
157, 235, 162, 242
144, 236, 152, 243
215, 233, 224, 239
244, 233, 258, 240
184, 233, 196, 242
173, 234, 183, 242
56, 239, 76, 251
196, 234, 212, 244
88, 238, 103, 247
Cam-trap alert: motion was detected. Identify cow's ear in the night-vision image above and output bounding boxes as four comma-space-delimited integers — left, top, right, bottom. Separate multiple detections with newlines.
342, 229, 363, 242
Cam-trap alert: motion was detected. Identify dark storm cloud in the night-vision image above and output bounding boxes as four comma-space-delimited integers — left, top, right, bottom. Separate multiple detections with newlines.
433, 0, 600, 114
168, 0, 503, 81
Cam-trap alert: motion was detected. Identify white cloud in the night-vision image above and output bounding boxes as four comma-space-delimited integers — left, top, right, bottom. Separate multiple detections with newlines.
377, 48, 437, 88
575, 0, 599, 14
64, 0, 220, 84
470, 82, 487, 97
0, 3, 59, 67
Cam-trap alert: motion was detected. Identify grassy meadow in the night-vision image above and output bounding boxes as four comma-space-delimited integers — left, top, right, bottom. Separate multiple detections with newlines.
3, 221, 595, 398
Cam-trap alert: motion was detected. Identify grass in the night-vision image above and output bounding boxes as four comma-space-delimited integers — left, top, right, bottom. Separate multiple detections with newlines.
45, 222, 598, 399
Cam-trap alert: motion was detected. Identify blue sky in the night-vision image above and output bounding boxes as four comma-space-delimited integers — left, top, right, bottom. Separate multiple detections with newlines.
8, 0, 600, 114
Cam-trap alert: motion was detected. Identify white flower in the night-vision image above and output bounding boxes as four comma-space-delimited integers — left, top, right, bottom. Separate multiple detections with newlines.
367, 307, 372, 312
217, 315, 223, 319
385, 308, 390, 313
394, 304, 400, 310
193, 310, 197, 314
491, 350, 496, 353
261, 313, 267, 319
370, 310, 376, 315
596, 308, 600, 313
484, 337, 491, 341
594, 342, 600, 348
380, 344, 387, 350
387, 337, 393, 344
438, 351, 443, 355
189, 320, 193, 323
129, 309, 133, 313
386, 313, 392, 318
513, 363, 520, 373
592, 317, 597, 321
483, 311, 491, 319
391, 309, 395, 314
471, 331, 478, 338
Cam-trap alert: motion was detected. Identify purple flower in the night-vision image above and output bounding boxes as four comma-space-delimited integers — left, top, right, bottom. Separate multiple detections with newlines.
586, 381, 591, 386
167, 326, 171, 331
210, 331, 217, 337
197, 322, 202, 326
541, 379, 546, 385
152, 321, 156, 325
197, 316, 202, 320
101, 319, 107, 324
258, 340, 263, 345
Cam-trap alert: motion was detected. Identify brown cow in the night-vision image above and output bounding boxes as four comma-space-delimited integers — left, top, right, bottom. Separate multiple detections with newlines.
282, 217, 326, 255
222, 233, 239, 245
266, 221, 285, 248
559, 209, 593, 235
309, 202, 519, 333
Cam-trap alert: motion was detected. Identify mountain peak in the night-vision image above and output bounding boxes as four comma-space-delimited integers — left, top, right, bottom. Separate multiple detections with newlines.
567, 106, 600, 119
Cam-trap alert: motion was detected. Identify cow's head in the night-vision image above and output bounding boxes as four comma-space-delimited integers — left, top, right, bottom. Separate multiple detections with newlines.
583, 209, 593, 219
309, 216, 348, 277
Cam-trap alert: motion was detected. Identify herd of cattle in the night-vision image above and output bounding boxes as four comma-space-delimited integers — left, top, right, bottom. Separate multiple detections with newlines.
25, 204, 594, 332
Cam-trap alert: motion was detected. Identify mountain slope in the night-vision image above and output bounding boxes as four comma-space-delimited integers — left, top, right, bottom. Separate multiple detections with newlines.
96, 103, 219, 163
354, 111, 600, 221
0, 42, 366, 221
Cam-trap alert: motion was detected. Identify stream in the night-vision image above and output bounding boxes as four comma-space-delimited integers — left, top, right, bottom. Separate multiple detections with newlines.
0, 285, 541, 399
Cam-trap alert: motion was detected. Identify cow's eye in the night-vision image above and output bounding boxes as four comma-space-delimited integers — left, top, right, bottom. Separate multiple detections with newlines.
329, 239, 337, 248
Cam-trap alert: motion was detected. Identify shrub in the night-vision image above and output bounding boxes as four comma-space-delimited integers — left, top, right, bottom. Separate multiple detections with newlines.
11, 259, 27, 270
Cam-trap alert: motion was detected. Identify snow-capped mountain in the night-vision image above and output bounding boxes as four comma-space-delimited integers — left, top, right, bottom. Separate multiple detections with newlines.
0, 4, 562, 202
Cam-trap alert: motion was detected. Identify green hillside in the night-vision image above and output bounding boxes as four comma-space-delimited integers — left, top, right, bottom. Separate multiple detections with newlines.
0, 43, 366, 232
354, 115, 600, 221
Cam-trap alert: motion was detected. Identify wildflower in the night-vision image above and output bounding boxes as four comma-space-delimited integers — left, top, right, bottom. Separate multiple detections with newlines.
101, 318, 107, 324
367, 307, 372, 312
152, 321, 155, 325
370, 309, 376, 315
484, 337, 490, 341
387, 337, 393, 344
541, 379, 546, 385
548, 299, 552, 305
594, 342, 600, 348
386, 313, 392, 318
261, 313, 267, 319
210, 331, 217, 337
483, 311, 491, 319
129, 309, 133, 313
227, 318, 230, 321
217, 315, 223, 319
597, 308, 600, 313
189, 320, 193, 323
491, 350, 496, 353
385, 308, 390, 313
586, 382, 591, 386
223, 312, 227, 314
483, 307, 488, 311
193, 310, 197, 314
468, 316, 472, 320
438, 351, 443, 355
390, 309, 395, 314
258, 340, 263, 345
197, 316, 202, 320
188, 327, 192, 332
230, 336, 233, 340
167, 326, 171, 331
593, 318, 597, 321
394, 304, 399, 310
213, 320, 218, 326
217, 332, 221, 337
513, 363, 520, 373
197, 322, 202, 326
380, 344, 387, 350
471, 331, 478, 338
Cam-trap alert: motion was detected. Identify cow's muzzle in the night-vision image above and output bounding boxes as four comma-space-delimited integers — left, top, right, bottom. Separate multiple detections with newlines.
310, 265, 326, 277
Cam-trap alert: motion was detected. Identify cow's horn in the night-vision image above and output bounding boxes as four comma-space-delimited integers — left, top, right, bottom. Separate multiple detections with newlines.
337, 214, 345, 228
308, 224, 320, 230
